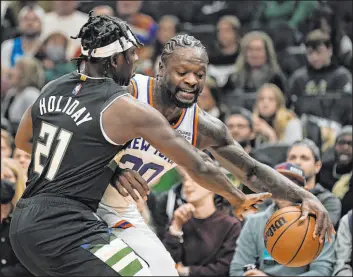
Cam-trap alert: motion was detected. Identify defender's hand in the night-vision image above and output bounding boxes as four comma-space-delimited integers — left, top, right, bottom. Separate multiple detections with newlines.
233, 192, 272, 221
113, 169, 150, 201
299, 196, 335, 243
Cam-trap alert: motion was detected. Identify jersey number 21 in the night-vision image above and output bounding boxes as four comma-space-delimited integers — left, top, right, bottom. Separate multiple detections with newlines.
34, 121, 72, 180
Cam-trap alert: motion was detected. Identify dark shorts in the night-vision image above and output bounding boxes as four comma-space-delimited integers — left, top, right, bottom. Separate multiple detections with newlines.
9, 194, 122, 276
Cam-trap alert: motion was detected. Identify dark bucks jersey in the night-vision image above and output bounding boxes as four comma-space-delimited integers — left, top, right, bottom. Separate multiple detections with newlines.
22, 71, 128, 210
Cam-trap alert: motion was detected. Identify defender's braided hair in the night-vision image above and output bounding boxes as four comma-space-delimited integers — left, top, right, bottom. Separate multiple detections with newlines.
71, 11, 143, 73
160, 34, 208, 65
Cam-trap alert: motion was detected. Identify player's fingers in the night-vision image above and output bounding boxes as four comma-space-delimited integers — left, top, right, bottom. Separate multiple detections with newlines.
115, 182, 129, 197
124, 172, 148, 201
299, 204, 310, 223
252, 192, 272, 203
131, 170, 150, 195
119, 175, 139, 201
313, 211, 324, 239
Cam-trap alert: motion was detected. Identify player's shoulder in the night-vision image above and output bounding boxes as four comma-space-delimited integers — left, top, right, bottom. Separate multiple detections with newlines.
132, 73, 151, 84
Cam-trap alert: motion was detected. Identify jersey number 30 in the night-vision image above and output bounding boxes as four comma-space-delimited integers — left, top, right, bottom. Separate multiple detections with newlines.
34, 121, 72, 181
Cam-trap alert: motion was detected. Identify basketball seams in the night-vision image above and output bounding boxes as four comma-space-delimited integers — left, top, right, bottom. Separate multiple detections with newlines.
265, 210, 301, 229
270, 214, 302, 254
285, 217, 310, 265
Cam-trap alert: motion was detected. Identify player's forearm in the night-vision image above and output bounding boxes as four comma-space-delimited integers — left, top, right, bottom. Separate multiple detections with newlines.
186, 159, 246, 206
210, 144, 315, 203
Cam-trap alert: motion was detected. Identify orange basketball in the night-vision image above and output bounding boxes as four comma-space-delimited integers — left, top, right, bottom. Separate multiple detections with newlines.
264, 206, 324, 267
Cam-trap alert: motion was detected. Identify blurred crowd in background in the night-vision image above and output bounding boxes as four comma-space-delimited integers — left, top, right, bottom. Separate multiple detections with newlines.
1, 1, 352, 276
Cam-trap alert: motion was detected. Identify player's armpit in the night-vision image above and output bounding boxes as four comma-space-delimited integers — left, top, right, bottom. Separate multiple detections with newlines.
15, 105, 33, 154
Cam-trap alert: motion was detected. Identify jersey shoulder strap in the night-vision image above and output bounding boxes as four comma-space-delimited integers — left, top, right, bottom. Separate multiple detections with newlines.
130, 74, 154, 104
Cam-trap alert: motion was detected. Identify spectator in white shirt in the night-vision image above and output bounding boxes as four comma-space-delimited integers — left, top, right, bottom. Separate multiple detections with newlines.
41, 1, 88, 58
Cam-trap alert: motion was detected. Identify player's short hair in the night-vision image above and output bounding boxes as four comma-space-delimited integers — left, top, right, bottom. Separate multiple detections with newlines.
160, 34, 208, 65
71, 11, 142, 71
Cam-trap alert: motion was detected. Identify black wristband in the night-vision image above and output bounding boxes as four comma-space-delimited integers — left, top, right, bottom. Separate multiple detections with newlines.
108, 159, 125, 185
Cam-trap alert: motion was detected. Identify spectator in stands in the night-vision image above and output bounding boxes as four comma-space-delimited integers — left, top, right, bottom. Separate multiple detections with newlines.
35, 32, 76, 84
1, 57, 44, 133
225, 108, 254, 154
320, 126, 352, 217
254, 0, 318, 30
229, 31, 287, 93
2, 158, 26, 205
1, 4, 44, 70
153, 15, 179, 73
208, 15, 241, 89
116, 1, 158, 76
1, 129, 13, 159
12, 147, 31, 178
288, 30, 352, 98
41, 1, 88, 58
333, 210, 352, 276
308, 3, 352, 69
253, 83, 303, 145
0, 179, 32, 276
287, 139, 342, 226
230, 162, 335, 276
197, 76, 229, 122
163, 167, 241, 276
92, 5, 114, 16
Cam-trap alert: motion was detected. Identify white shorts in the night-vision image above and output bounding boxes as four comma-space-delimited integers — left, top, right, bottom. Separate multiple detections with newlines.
97, 202, 179, 276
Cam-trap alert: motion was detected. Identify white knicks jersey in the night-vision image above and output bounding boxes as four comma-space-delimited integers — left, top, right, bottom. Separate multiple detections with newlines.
101, 74, 199, 210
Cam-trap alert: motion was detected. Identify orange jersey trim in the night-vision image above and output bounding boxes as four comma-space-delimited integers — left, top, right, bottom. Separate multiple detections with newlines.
131, 79, 138, 99
192, 105, 199, 146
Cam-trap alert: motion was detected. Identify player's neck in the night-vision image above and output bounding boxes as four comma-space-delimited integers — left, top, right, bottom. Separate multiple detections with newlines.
81, 63, 106, 78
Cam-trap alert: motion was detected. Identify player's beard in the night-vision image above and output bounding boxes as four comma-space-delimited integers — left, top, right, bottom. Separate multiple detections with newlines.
160, 80, 200, 109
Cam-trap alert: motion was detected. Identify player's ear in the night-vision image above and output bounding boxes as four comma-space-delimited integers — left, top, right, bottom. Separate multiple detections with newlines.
158, 60, 165, 76
110, 53, 120, 68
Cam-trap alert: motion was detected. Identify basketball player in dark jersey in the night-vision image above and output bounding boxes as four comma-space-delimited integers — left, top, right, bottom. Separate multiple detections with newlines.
107, 35, 335, 245
9, 13, 271, 276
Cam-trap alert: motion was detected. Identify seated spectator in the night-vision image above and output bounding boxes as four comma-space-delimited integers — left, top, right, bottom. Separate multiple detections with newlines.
1, 129, 13, 159
333, 210, 352, 276
308, 2, 352, 69
230, 162, 335, 276
35, 32, 76, 84
229, 31, 287, 93
1, 4, 44, 70
287, 139, 342, 227
253, 83, 303, 145
2, 158, 26, 205
207, 15, 241, 89
41, 1, 88, 58
1, 57, 44, 133
225, 108, 255, 154
288, 30, 352, 99
116, 1, 158, 76
163, 168, 241, 276
153, 15, 179, 73
0, 179, 32, 276
12, 147, 31, 178
320, 126, 352, 217
197, 76, 230, 122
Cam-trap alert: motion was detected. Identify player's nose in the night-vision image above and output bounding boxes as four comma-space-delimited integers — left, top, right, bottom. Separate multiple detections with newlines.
184, 73, 198, 87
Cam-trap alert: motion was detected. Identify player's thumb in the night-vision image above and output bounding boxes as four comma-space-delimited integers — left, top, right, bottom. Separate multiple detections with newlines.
299, 204, 309, 223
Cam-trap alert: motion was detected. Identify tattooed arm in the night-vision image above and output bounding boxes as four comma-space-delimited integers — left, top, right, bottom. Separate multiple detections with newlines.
196, 109, 334, 241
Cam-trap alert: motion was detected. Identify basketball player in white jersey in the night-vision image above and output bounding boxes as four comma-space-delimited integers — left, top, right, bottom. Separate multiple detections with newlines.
97, 35, 334, 275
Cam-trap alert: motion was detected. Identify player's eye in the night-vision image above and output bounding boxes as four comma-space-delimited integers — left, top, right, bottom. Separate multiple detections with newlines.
196, 73, 204, 79
177, 71, 187, 76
